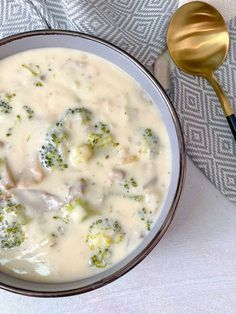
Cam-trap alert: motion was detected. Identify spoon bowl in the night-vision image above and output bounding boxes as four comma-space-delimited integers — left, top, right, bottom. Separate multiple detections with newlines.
167, 1, 236, 139
167, 1, 229, 76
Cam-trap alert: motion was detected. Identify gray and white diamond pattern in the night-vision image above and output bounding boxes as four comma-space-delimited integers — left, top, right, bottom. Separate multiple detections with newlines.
1, 0, 177, 68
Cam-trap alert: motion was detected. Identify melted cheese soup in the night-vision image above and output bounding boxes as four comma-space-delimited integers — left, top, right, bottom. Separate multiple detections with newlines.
0, 48, 171, 282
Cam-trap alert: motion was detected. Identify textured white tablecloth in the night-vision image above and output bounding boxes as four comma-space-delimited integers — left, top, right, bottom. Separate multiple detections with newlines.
0, 156, 235, 314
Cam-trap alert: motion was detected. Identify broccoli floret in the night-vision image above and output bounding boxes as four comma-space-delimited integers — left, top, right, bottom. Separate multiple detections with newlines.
65, 107, 92, 124
53, 197, 89, 225
0, 98, 12, 114
50, 197, 93, 243
40, 107, 119, 170
138, 207, 153, 231
39, 128, 68, 170
88, 122, 119, 149
86, 218, 125, 268
120, 177, 144, 201
87, 218, 125, 250
123, 177, 138, 192
90, 248, 111, 268
0, 161, 27, 249
140, 128, 159, 156
0, 198, 26, 249
40, 107, 93, 170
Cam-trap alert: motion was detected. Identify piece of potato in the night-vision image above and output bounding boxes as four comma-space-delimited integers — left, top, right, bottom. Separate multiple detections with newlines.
69, 144, 92, 167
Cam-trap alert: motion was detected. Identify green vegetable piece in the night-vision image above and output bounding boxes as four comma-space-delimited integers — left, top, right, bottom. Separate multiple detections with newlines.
53, 197, 91, 225
40, 107, 94, 170
35, 81, 43, 87
22, 64, 44, 87
0, 98, 12, 114
0, 198, 26, 249
141, 128, 159, 156
87, 218, 125, 268
40, 128, 68, 170
23, 105, 34, 119
88, 122, 118, 149
123, 194, 144, 202
22, 64, 41, 77
138, 207, 153, 231
5, 93, 16, 101
123, 177, 138, 192
89, 248, 111, 268
130, 178, 137, 187
65, 197, 87, 212
65, 107, 92, 124
87, 218, 125, 250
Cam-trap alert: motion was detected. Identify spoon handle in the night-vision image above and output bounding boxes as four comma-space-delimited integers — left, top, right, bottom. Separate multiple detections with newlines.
206, 73, 236, 141
226, 115, 236, 141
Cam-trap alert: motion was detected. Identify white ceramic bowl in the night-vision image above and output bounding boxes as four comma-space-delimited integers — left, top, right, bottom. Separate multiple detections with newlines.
0, 30, 186, 297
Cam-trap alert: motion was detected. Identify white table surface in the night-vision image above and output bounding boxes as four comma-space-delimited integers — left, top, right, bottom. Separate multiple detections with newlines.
0, 156, 235, 314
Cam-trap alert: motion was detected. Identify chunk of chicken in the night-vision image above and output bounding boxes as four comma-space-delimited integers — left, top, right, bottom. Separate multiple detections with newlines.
11, 188, 63, 212
122, 154, 139, 164
118, 147, 139, 164
67, 178, 87, 202
30, 157, 45, 183
108, 169, 126, 183
18, 156, 45, 187
0, 159, 16, 190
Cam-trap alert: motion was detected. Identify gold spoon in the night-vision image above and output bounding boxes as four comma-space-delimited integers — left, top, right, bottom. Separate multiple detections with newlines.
167, 1, 236, 140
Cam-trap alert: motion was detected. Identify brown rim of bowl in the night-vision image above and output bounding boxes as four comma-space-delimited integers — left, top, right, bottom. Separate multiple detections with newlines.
0, 29, 186, 298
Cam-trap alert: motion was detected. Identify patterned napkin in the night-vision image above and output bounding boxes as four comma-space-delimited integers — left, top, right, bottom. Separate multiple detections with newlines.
0, 0, 177, 68
0, 0, 235, 205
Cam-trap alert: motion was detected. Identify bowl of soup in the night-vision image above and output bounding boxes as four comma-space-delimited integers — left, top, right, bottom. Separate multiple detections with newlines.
0, 30, 185, 297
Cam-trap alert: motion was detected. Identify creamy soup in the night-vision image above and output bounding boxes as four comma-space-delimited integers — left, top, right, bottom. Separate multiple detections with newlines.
0, 48, 171, 282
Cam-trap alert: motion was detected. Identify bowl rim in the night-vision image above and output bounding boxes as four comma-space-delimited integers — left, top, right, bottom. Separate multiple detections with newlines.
0, 29, 186, 298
